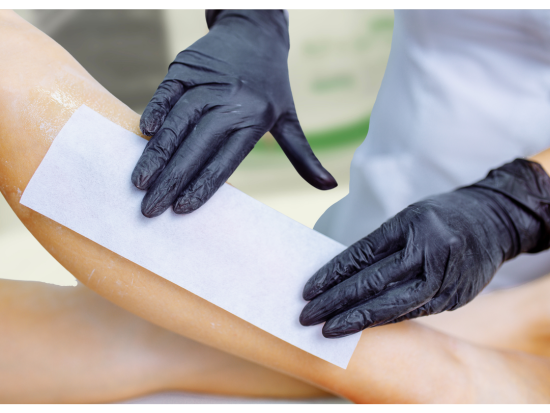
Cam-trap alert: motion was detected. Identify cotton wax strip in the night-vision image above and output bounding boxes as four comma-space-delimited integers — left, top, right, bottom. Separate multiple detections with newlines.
21, 105, 361, 368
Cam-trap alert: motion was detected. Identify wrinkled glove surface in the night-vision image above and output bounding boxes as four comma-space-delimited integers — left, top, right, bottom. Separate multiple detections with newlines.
132, 10, 337, 218
300, 159, 550, 338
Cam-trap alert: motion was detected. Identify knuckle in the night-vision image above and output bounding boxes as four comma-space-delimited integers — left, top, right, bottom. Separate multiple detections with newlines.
446, 234, 464, 248
154, 80, 183, 103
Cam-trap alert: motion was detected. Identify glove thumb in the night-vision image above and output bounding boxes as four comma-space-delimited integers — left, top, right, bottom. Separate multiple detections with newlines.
271, 110, 337, 190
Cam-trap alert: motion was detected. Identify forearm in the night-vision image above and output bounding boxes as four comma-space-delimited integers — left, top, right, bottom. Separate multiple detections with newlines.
529, 148, 550, 175
0, 11, 482, 403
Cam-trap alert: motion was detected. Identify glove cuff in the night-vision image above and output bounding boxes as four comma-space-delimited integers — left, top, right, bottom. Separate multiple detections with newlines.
205, 9, 288, 30
205, 10, 223, 29
469, 158, 550, 256
204, 10, 289, 50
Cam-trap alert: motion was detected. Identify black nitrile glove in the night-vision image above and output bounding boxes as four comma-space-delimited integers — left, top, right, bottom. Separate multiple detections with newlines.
132, 10, 337, 218
300, 159, 550, 338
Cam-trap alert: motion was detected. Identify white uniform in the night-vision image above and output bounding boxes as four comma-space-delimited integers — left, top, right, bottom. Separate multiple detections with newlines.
315, 10, 550, 293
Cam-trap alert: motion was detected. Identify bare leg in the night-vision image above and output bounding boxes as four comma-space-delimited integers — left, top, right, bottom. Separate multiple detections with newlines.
418, 274, 550, 359
3, 273, 550, 403
0, 279, 329, 403
1, 11, 550, 403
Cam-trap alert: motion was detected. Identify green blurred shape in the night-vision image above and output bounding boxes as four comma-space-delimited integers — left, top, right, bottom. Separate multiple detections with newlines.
311, 73, 355, 94
303, 39, 330, 57
254, 113, 371, 154
370, 16, 394, 33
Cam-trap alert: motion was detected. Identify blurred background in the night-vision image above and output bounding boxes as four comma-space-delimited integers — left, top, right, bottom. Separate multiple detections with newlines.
1, 10, 393, 286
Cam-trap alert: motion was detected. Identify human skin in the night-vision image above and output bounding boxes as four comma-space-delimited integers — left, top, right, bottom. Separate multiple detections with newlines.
418, 274, 550, 360
2, 10, 550, 403
1, 274, 550, 404
0, 279, 330, 403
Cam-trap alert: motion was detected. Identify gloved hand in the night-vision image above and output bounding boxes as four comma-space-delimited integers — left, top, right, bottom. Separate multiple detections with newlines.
132, 10, 337, 218
300, 159, 550, 338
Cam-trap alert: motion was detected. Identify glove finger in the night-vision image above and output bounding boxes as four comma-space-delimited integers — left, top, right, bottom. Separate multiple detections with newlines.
140, 110, 233, 218
132, 89, 206, 191
140, 79, 185, 136
300, 250, 421, 326
377, 291, 456, 326
271, 111, 337, 190
174, 127, 263, 214
321, 278, 437, 338
378, 307, 429, 326
303, 219, 407, 301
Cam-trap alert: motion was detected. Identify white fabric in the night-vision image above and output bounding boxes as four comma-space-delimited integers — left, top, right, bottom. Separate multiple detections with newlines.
315, 10, 550, 292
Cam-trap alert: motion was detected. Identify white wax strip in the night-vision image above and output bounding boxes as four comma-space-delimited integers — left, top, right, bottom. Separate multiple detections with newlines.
21, 105, 360, 368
